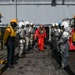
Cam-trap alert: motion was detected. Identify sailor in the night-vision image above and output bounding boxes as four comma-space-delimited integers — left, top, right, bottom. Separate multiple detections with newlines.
24, 21, 30, 53
30, 22, 35, 48
35, 24, 46, 51
18, 22, 26, 58
3, 19, 18, 68
54, 23, 61, 52
51, 23, 55, 49
58, 21, 70, 68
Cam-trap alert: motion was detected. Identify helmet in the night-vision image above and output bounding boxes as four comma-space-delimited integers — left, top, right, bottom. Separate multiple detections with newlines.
55, 23, 58, 26
10, 19, 18, 24
51, 23, 55, 26
58, 22, 61, 25
30, 22, 34, 25
30, 22, 35, 27
61, 21, 69, 29
10, 19, 18, 28
73, 16, 75, 19
18, 22, 24, 28
30, 22, 33, 25
24, 21, 29, 26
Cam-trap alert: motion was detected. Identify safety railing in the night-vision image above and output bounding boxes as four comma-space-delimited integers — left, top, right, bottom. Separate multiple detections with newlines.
0, 0, 75, 2
0, 0, 10, 2
57, 0, 75, 2
0, 0, 75, 5
0, 0, 51, 2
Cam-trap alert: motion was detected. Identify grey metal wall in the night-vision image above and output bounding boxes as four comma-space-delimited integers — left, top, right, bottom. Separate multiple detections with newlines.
0, 4, 75, 24
0, 5, 15, 24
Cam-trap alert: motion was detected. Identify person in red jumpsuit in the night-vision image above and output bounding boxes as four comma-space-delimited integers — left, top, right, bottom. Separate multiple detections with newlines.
35, 24, 46, 51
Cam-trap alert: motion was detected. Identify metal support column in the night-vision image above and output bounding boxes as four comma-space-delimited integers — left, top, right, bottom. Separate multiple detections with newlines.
15, 0, 17, 20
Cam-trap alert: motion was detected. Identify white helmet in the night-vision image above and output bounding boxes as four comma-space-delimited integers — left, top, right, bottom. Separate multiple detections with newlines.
55, 23, 58, 26
24, 21, 29, 26
30, 22, 34, 25
61, 21, 69, 29
51, 23, 55, 26
18, 21, 24, 28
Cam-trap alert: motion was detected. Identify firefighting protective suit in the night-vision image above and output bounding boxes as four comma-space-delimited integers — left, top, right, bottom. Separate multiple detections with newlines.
18, 22, 26, 57
60, 21, 70, 68
3, 19, 17, 67
58, 24, 70, 68
35, 26, 46, 51
51, 23, 55, 49
54, 23, 61, 52
30, 23, 35, 48
24, 21, 31, 52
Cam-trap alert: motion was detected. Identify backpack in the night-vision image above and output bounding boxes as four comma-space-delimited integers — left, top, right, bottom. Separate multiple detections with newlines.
72, 32, 75, 42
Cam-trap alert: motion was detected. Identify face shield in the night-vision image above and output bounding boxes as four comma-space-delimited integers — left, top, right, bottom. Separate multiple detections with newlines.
18, 22, 25, 28
24, 21, 29, 27
21, 25, 25, 28
10, 22, 17, 28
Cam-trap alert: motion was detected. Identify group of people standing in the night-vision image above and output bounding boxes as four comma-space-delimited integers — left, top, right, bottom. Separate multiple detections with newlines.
3, 18, 71, 69
3, 19, 46, 68
51, 20, 71, 69
17, 21, 35, 58
3, 18, 72, 69
4, 19, 72, 68
17, 21, 46, 57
